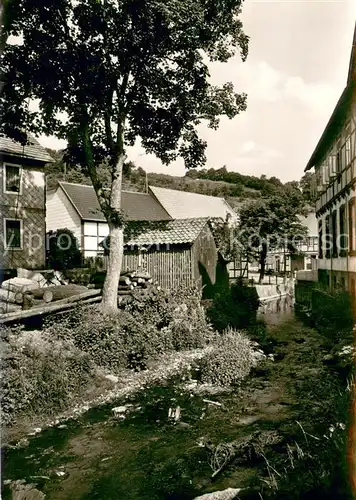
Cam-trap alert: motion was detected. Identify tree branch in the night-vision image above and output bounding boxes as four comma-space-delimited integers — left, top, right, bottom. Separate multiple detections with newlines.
104, 88, 115, 153
114, 70, 130, 159
81, 115, 109, 214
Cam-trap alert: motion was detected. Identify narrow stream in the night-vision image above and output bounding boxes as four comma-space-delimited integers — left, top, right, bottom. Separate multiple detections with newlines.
3, 298, 347, 500
258, 294, 294, 326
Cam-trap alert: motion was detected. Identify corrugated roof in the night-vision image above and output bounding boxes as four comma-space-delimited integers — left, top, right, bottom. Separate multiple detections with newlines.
123, 218, 209, 246
59, 181, 172, 222
0, 134, 54, 164
149, 185, 237, 220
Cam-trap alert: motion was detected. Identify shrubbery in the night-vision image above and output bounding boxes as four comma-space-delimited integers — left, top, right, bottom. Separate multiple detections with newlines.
197, 328, 257, 386
56, 285, 213, 370
207, 283, 260, 332
311, 287, 354, 344
1, 327, 99, 424
3, 285, 214, 424
46, 228, 82, 270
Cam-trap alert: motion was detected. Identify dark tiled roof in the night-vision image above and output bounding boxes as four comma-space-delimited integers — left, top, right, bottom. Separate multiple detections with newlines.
59, 182, 172, 222
100, 218, 209, 247
0, 134, 54, 164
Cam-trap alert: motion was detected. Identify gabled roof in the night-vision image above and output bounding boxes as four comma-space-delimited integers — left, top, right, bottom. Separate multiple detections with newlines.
0, 134, 54, 164
124, 218, 210, 246
305, 23, 356, 171
58, 181, 172, 222
149, 185, 236, 220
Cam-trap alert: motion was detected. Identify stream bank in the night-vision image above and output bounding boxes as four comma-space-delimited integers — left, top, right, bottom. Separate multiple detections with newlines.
2, 316, 351, 500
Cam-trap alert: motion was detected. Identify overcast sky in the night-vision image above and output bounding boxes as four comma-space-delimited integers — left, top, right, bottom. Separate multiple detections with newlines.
38, 0, 356, 182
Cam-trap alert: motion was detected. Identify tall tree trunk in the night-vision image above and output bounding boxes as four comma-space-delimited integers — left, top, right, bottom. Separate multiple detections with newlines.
101, 224, 124, 311
259, 241, 267, 284
101, 153, 124, 312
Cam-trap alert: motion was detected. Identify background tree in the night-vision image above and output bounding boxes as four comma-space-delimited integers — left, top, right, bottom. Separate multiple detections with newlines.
1, 0, 248, 311
300, 171, 317, 204
46, 228, 82, 271
238, 185, 308, 282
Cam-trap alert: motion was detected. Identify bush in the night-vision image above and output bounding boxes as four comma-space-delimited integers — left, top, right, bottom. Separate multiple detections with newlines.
1, 327, 98, 424
64, 268, 93, 286
3, 285, 213, 424
311, 287, 354, 343
123, 284, 213, 349
197, 329, 256, 386
207, 283, 260, 332
46, 228, 82, 270
45, 285, 212, 372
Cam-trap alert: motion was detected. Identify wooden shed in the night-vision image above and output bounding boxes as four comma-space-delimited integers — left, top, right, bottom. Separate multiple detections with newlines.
102, 218, 228, 294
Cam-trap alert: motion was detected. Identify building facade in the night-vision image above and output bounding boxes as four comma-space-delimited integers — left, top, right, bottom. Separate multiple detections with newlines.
46, 181, 172, 259
304, 25, 356, 303
265, 213, 319, 274
0, 135, 53, 272
46, 181, 237, 260
120, 218, 221, 292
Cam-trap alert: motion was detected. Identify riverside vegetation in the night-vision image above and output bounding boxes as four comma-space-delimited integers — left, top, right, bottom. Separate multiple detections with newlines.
2, 284, 355, 499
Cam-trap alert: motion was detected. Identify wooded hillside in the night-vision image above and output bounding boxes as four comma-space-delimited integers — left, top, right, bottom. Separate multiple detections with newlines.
45, 148, 314, 208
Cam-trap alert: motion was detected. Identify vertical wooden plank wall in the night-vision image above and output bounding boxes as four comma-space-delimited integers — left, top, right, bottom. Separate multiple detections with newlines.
121, 246, 193, 289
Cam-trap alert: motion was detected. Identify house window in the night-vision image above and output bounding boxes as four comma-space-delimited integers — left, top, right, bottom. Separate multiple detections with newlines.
318, 220, 323, 259
330, 155, 337, 177
325, 215, 331, 258
349, 198, 356, 253
4, 219, 22, 249
332, 210, 338, 258
313, 236, 318, 252
336, 139, 342, 174
339, 204, 347, 256
4, 164, 22, 193
83, 221, 109, 255
345, 136, 351, 166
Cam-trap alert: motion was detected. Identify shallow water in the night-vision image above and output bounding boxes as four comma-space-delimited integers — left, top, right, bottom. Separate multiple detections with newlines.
258, 294, 294, 326
4, 304, 347, 500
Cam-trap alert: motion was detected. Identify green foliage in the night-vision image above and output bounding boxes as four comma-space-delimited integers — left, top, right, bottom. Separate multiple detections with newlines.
311, 287, 354, 343
64, 267, 93, 285
1, 327, 98, 424
46, 285, 212, 372
300, 171, 317, 204
46, 228, 82, 270
265, 374, 352, 499
2, 0, 248, 176
207, 283, 260, 332
52, 307, 163, 371
2, 285, 212, 424
238, 186, 308, 281
197, 329, 256, 386
209, 216, 240, 263
84, 255, 105, 271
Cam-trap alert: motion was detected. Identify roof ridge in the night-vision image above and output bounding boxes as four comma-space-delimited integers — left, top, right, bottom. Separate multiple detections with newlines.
0, 134, 54, 163
150, 185, 222, 197
60, 180, 152, 195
